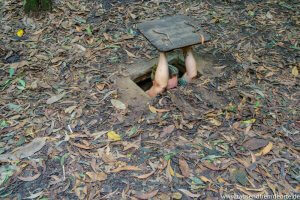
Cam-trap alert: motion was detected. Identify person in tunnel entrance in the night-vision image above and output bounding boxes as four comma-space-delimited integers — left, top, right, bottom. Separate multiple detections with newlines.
146, 46, 197, 98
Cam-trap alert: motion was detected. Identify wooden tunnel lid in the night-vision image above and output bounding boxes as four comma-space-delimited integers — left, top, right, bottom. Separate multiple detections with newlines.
137, 15, 211, 52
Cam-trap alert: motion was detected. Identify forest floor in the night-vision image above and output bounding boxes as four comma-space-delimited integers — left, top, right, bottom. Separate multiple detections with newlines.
0, 0, 299, 199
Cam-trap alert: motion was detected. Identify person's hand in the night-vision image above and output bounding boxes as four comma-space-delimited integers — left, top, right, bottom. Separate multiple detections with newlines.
167, 75, 178, 89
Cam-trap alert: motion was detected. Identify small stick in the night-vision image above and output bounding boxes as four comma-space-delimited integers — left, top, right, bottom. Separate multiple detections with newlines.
184, 21, 201, 32
152, 29, 173, 45
68, 125, 73, 133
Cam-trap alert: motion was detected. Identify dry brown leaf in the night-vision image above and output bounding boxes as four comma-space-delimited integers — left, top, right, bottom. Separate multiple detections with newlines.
217, 177, 226, 183
236, 185, 265, 192
149, 105, 169, 113
124, 49, 137, 58
149, 105, 157, 113
242, 138, 268, 151
250, 152, 256, 163
86, 172, 107, 182
177, 189, 200, 198
0, 137, 47, 161
18, 172, 41, 182
96, 83, 106, 90
25, 126, 36, 137
0, 120, 27, 135
129, 12, 137, 19
232, 122, 241, 130
35, 54, 49, 60
235, 157, 250, 168
102, 153, 117, 164
68, 134, 89, 139
202, 161, 220, 171
75, 44, 86, 52
295, 185, 300, 193
111, 165, 141, 173
156, 108, 170, 113
133, 171, 155, 179
134, 189, 158, 199
166, 160, 173, 182
157, 159, 168, 170
161, 125, 175, 137
236, 187, 265, 196
70, 141, 93, 150
103, 33, 112, 41
292, 66, 298, 77
265, 71, 274, 78
175, 173, 184, 178
71, 36, 80, 43
179, 158, 190, 177
255, 142, 273, 156
200, 175, 212, 183
244, 125, 256, 137
121, 34, 134, 40
46, 93, 66, 104
10, 60, 29, 69
65, 105, 77, 114
32, 29, 44, 35
74, 183, 87, 200
202, 160, 236, 171
236, 185, 266, 196
209, 118, 222, 126
172, 192, 182, 199
111, 99, 127, 110
167, 160, 175, 176
90, 159, 98, 172
122, 142, 139, 151
75, 26, 82, 32
51, 57, 64, 63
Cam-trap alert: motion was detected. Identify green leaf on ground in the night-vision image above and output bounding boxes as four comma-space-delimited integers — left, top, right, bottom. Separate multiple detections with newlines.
86, 25, 93, 36
232, 169, 248, 186
60, 153, 69, 166
242, 118, 256, 124
127, 126, 137, 137
190, 177, 204, 185
0, 120, 8, 129
16, 136, 26, 146
9, 68, 15, 78
0, 165, 17, 186
18, 79, 26, 87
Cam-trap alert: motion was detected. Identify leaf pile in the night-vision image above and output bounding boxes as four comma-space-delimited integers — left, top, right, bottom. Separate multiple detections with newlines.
0, 0, 299, 199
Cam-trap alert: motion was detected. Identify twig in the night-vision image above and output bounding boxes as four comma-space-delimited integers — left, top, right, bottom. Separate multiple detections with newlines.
67, 125, 73, 133
62, 165, 66, 181
100, 90, 116, 103
152, 29, 173, 45
184, 21, 201, 32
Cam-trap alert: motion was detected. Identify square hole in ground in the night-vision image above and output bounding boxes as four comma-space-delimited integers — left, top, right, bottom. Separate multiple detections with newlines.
133, 57, 186, 91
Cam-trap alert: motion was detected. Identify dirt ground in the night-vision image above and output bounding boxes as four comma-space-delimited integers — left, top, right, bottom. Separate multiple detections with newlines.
0, 0, 299, 199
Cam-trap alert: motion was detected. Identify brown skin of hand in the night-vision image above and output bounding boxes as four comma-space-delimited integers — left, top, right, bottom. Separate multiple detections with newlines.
167, 75, 178, 89
146, 80, 165, 97
146, 75, 178, 97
